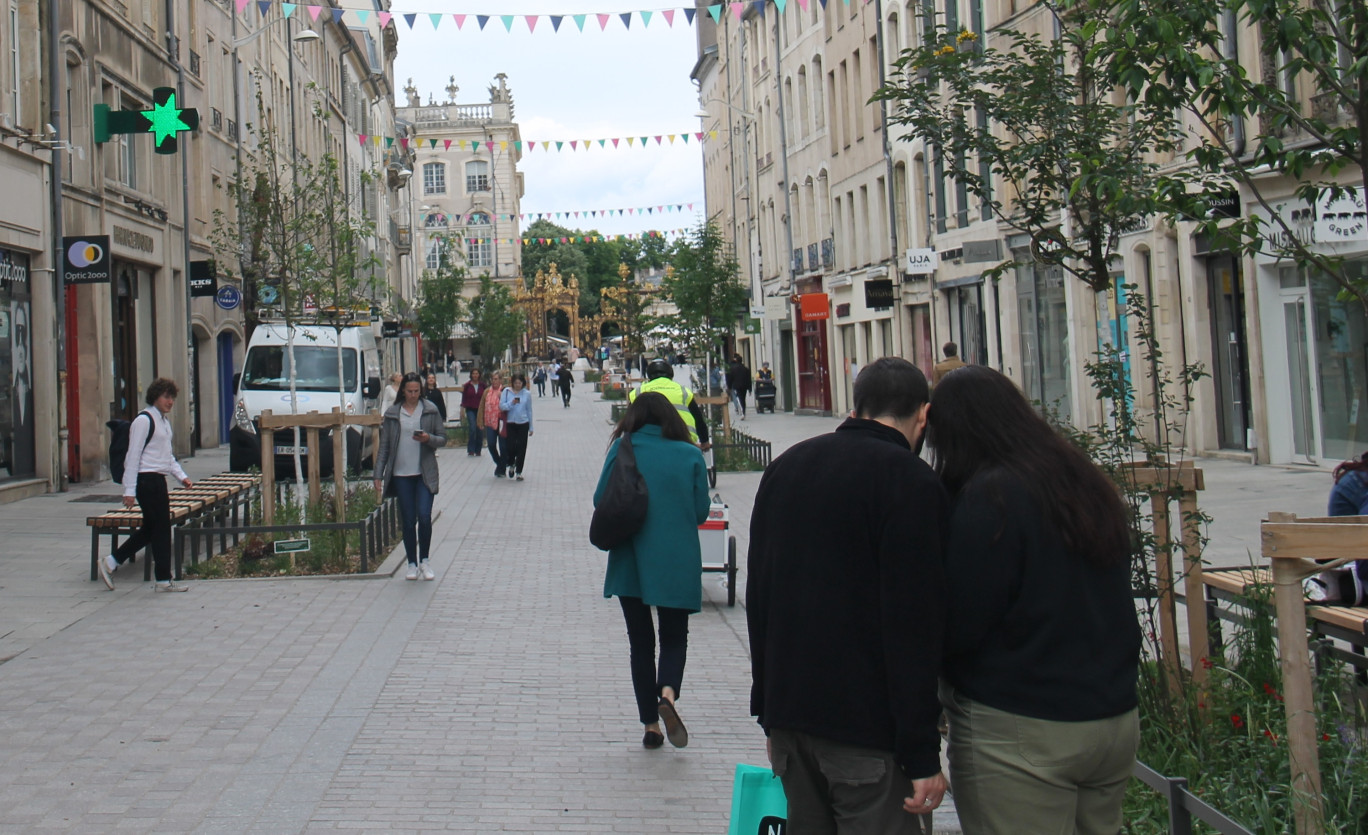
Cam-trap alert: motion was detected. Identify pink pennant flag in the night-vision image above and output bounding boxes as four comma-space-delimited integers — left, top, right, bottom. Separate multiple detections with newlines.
574, 212, 580, 218
453, 14, 466, 28
654, 136, 663, 144
695, 132, 704, 141
235, 0, 250, 13
629, 208, 636, 215
379, 11, 391, 26
597, 13, 610, 30
399, 138, 409, 149
306, 5, 321, 21
612, 138, 620, 148
358, 134, 368, 145
485, 141, 495, 152
798, 0, 808, 8
527, 141, 536, 152
731, 2, 744, 20
443, 139, 452, 150
688, 203, 694, 210
526, 15, 538, 32
570, 141, 578, 150
663, 9, 676, 26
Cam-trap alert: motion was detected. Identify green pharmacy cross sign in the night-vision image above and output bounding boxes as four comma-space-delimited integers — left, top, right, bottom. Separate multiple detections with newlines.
93, 87, 199, 155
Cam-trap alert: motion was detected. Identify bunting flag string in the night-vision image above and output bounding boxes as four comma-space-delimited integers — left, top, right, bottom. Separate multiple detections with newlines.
237, 0, 874, 32
420, 204, 699, 225
432, 229, 692, 247
372, 131, 719, 151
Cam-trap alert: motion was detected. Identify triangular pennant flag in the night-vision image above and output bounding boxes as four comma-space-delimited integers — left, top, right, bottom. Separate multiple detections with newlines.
354, 10, 368, 23
648, 208, 654, 214
629, 208, 635, 215
500, 141, 508, 151
640, 136, 648, 145
513, 140, 522, 151
526, 15, 538, 32
372, 136, 381, 146
775, 0, 788, 11
573, 14, 587, 30
430, 13, 442, 28
688, 203, 694, 210
379, 11, 391, 26
234, 0, 250, 14
570, 141, 578, 150
686, 7, 699, 24
620, 12, 632, 28
626, 137, 635, 146
358, 134, 368, 145
798, 0, 808, 7
706, 5, 721, 22
403, 13, 417, 28
444, 139, 452, 150
681, 133, 690, 144
668, 134, 677, 144
501, 15, 515, 31
597, 13, 611, 30
477, 15, 490, 29
555, 141, 564, 151
754, 1, 766, 17
582, 139, 591, 149
598, 139, 606, 148
654, 135, 663, 144
256, 1, 271, 17
485, 141, 495, 152
695, 132, 704, 141
399, 138, 409, 149
731, 3, 745, 21
664, 9, 676, 26
385, 137, 394, 148
612, 137, 620, 148
281, 4, 296, 19
819, 0, 828, 6
331, 8, 344, 23
550, 15, 563, 31
641, 10, 653, 27
428, 139, 438, 148
527, 141, 536, 151
307, 5, 321, 21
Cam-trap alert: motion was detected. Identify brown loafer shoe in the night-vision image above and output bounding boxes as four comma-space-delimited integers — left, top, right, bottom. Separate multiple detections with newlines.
657, 698, 688, 748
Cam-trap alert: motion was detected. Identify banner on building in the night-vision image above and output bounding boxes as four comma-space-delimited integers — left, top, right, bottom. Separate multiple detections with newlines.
763, 294, 789, 321
1315, 188, 1367, 242
864, 279, 894, 310
799, 293, 829, 322
62, 235, 111, 285
189, 260, 217, 297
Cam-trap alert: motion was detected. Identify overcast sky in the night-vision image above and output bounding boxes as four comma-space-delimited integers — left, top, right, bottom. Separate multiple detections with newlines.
392, 1, 709, 241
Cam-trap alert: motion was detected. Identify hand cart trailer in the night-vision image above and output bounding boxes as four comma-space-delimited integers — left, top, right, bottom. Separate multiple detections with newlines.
699, 492, 738, 606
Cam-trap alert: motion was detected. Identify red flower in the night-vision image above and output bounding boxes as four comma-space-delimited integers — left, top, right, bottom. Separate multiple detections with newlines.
1264, 729, 1279, 745
1231, 714, 1245, 729
1323, 733, 1332, 742
1262, 683, 1285, 702
1200, 657, 1214, 670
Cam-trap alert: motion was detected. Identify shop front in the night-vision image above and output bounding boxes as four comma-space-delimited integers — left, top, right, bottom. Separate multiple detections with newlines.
0, 247, 33, 481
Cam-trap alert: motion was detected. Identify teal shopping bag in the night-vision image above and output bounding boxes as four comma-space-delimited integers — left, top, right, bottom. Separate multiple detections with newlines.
727, 763, 788, 835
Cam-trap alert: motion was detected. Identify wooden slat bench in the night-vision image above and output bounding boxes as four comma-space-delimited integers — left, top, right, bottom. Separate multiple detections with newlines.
1199, 565, 1368, 680
88, 474, 259, 582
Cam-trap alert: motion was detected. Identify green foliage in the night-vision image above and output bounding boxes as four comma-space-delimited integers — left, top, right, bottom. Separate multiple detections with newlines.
582, 369, 603, 383
414, 256, 468, 354
876, 8, 1183, 292
713, 445, 765, 472
599, 386, 627, 401
445, 423, 468, 445
465, 273, 522, 371
660, 220, 748, 365
1096, 0, 1368, 309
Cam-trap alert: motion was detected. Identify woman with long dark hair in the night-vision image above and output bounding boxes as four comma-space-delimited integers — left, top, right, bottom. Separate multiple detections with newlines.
593, 393, 711, 750
924, 366, 1140, 834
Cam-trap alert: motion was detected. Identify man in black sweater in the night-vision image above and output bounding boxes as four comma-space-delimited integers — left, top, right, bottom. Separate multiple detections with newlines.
748, 357, 949, 833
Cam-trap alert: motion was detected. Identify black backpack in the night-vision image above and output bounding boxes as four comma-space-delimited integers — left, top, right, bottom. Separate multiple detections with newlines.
107, 412, 155, 483
589, 433, 649, 551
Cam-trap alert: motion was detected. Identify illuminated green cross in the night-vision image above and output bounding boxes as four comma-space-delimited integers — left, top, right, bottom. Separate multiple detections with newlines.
93, 87, 200, 155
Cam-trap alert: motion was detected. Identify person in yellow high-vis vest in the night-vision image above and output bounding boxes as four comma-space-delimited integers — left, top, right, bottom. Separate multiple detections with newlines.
628, 359, 711, 449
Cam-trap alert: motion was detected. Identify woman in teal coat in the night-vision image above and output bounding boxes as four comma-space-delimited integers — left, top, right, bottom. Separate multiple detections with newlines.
594, 392, 711, 750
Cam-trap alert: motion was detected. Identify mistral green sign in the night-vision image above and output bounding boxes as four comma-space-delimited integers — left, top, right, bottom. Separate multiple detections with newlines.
273, 538, 312, 555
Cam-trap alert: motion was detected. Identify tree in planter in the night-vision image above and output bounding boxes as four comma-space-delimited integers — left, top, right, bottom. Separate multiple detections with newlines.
211, 82, 381, 486
875, 6, 1185, 294
1099, 0, 1368, 311
413, 239, 469, 370
465, 273, 523, 373
660, 219, 748, 391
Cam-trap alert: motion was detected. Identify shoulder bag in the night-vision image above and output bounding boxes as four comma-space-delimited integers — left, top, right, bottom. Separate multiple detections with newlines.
589, 433, 650, 551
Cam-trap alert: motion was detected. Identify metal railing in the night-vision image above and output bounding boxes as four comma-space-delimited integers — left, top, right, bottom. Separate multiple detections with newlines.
1132, 761, 1253, 835
711, 426, 772, 470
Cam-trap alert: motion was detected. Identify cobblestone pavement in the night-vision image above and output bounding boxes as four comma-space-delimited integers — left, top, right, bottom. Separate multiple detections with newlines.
0, 379, 1327, 832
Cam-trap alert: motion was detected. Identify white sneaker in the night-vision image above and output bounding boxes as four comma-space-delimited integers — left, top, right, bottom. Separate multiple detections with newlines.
153, 581, 189, 593
97, 554, 117, 590
420, 561, 435, 581
406, 564, 419, 581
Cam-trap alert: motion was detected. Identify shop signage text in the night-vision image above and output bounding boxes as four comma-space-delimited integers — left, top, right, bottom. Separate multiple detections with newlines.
189, 260, 217, 297
1315, 188, 1367, 242
113, 225, 156, 254
905, 248, 939, 275
62, 235, 111, 285
962, 239, 1002, 263
799, 293, 829, 321
0, 248, 29, 286
864, 279, 894, 309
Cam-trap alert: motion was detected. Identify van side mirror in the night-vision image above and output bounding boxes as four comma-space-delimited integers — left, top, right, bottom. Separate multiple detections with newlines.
364, 376, 381, 399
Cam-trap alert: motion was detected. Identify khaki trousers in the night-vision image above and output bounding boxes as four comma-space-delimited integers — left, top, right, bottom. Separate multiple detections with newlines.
941, 683, 1139, 835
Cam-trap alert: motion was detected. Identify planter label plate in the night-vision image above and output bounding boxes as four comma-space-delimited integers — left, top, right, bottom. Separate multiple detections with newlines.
274, 538, 311, 554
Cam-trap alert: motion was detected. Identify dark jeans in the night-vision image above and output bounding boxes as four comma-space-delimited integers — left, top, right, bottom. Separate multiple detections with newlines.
504, 422, 530, 474
535, 380, 546, 396
391, 475, 434, 564
618, 596, 690, 725
769, 728, 927, 835
561, 383, 572, 406
464, 408, 483, 455
114, 473, 173, 582
733, 389, 748, 416
485, 426, 506, 474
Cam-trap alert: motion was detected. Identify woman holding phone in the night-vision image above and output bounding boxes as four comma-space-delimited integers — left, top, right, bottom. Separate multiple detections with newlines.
499, 373, 534, 481
374, 372, 446, 581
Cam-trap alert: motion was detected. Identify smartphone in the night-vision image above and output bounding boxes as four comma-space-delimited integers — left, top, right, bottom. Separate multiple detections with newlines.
412, 430, 423, 439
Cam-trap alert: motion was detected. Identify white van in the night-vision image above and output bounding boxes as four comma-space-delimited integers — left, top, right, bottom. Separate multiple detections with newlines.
229, 322, 382, 476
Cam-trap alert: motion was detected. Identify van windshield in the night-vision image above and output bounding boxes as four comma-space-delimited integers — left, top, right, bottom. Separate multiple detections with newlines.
242, 346, 358, 392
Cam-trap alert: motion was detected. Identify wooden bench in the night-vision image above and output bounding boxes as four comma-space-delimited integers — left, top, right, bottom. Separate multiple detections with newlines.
88, 474, 259, 582
1199, 565, 1368, 680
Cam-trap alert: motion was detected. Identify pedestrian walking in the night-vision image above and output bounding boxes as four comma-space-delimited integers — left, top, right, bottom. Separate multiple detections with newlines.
1307, 453, 1368, 603
933, 342, 967, 385
533, 364, 547, 397
629, 359, 710, 448
748, 357, 948, 831
477, 371, 508, 477
379, 371, 403, 416
726, 353, 751, 420
96, 378, 194, 592
927, 365, 1140, 834
557, 363, 574, 407
500, 373, 534, 481
594, 392, 711, 750
424, 372, 448, 424
459, 369, 485, 457
374, 372, 446, 581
